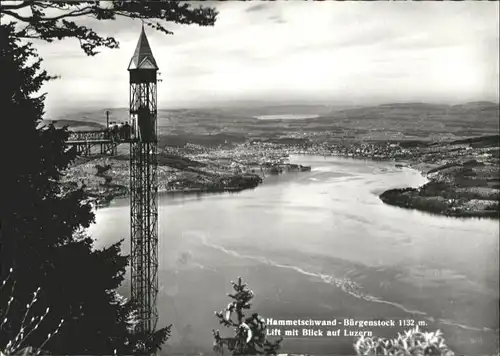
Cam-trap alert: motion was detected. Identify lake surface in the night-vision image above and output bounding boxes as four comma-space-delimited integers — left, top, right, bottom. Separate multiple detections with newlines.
89, 155, 499, 355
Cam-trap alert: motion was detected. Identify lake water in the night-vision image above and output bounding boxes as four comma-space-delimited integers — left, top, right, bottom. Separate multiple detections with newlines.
89, 155, 499, 355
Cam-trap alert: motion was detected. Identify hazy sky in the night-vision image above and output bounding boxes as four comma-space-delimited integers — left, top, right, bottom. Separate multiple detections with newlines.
9, 1, 500, 114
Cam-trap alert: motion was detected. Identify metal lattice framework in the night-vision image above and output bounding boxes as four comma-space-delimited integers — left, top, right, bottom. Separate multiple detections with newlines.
129, 141, 158, 333
64, 26, 161, 335
128, 26, 159, 335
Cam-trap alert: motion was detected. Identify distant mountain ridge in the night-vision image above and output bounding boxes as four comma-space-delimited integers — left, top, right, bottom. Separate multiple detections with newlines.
47, 101, 498, 120
45, 101, 499, 141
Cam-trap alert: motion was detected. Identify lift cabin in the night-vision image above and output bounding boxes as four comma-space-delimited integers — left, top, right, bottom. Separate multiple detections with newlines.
132, 105, 156, 143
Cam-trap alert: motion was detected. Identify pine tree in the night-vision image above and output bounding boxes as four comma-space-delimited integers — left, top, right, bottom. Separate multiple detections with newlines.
213, 277, 283, 355
0, 22, 170, 354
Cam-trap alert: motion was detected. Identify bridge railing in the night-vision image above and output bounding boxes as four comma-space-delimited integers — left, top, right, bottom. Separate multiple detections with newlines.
67, 130, 110, 142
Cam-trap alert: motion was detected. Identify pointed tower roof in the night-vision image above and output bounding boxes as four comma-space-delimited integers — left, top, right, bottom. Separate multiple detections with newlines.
128, 24, 159, 71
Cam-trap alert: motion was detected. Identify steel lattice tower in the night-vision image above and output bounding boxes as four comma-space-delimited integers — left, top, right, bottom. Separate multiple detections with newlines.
128, 25, 159, 334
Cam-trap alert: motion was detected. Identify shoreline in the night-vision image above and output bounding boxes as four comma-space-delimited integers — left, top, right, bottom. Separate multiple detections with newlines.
285, 139, 498, 219
89, 155, 430, 211
89, 177, 264, 209
69, 159, 305, 209
361, 147, 498, 220
67, 136, 499, 219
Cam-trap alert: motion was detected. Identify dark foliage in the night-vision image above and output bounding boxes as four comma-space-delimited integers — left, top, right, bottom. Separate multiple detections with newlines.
0, 23, 171, 354
0, 0, 218, 55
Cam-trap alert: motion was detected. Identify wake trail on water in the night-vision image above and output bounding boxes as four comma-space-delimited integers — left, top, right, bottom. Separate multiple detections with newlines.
183, 231, 497, 334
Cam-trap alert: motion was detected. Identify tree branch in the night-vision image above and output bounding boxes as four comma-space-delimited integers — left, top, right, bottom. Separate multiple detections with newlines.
1, 9, 31, 22
2, 6, 96, 22
42, 7, 95, 22
2, 0, 217, 56
0, 1, 30, 11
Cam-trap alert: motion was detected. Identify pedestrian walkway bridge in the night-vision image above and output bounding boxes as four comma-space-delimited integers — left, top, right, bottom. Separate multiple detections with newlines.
66, 130, 131, 156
